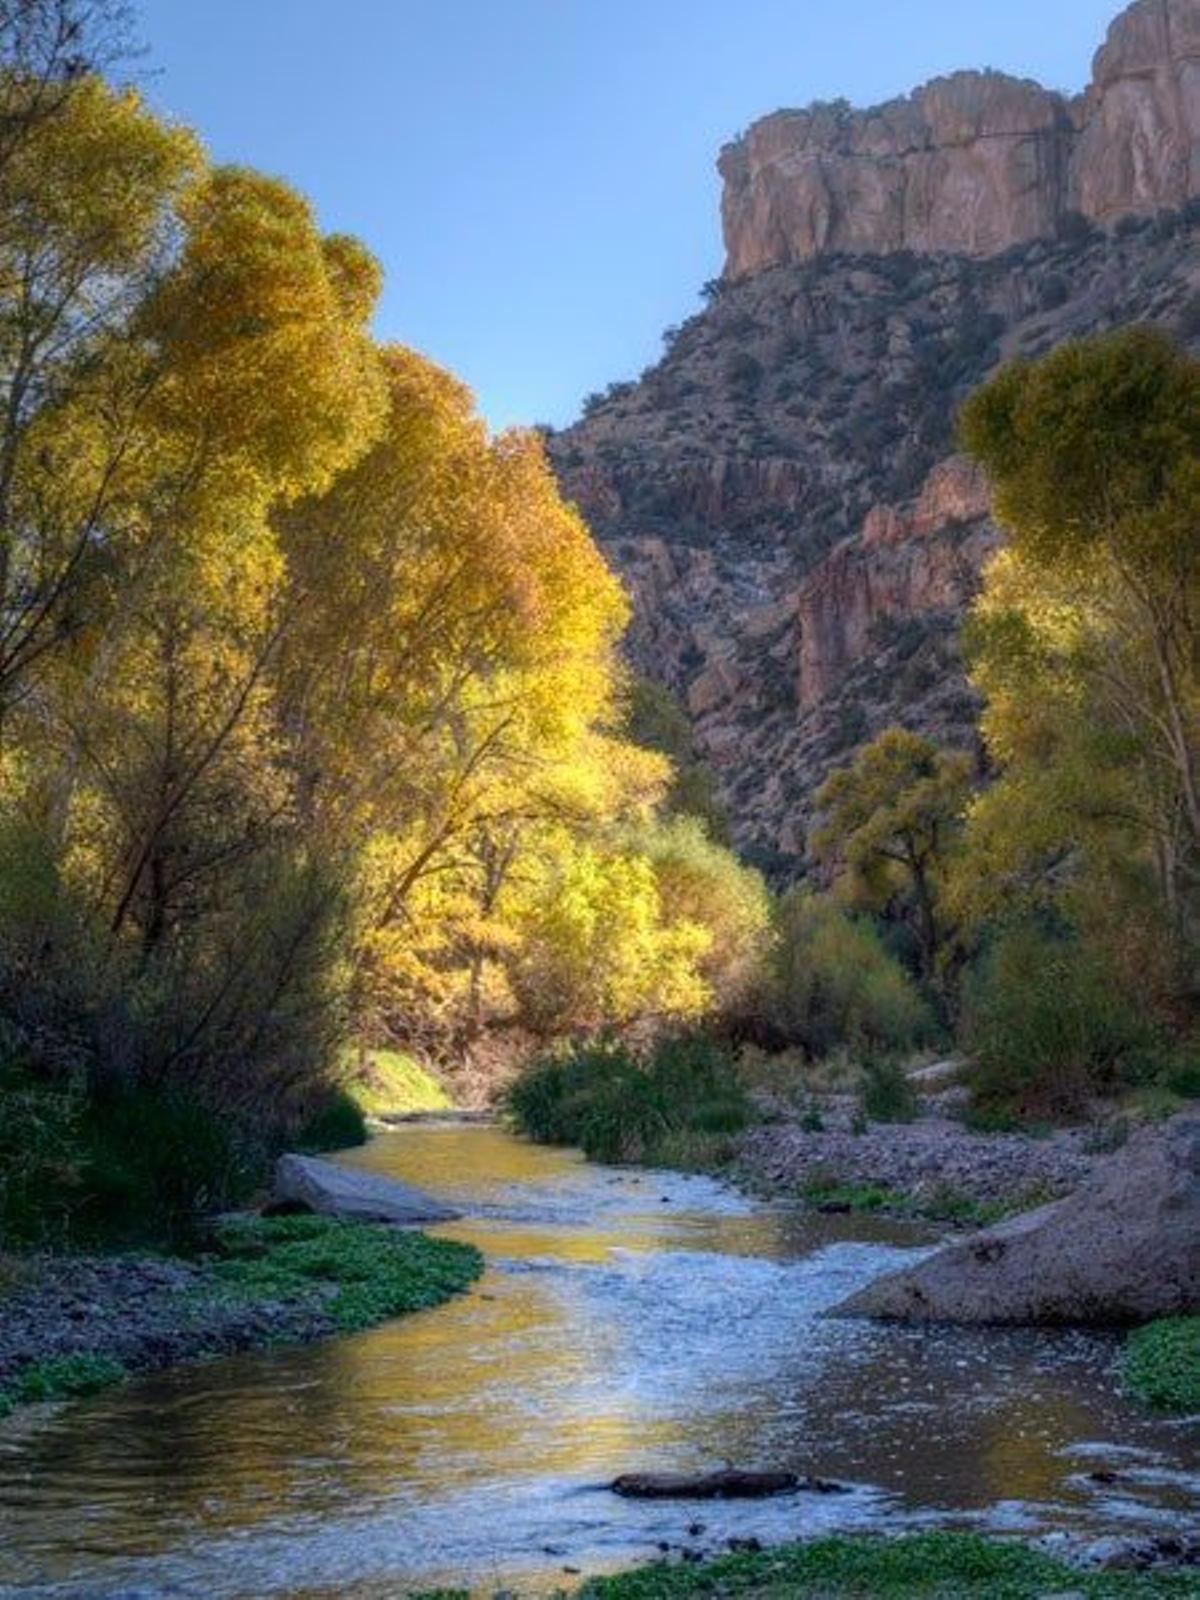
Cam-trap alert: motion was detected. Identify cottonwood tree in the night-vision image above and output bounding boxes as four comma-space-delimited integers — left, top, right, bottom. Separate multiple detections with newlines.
959, 328, 1199, 991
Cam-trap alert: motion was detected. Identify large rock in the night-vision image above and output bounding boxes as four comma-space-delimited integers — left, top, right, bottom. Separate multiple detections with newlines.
271, 1153, 459, 1226
832, 1115, 1200, 1325
720, 0, 1200, 276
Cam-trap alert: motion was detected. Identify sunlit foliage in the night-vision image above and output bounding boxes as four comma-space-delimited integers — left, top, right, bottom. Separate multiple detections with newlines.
0, 52, 770, 1224
958, 328, 1199, 1014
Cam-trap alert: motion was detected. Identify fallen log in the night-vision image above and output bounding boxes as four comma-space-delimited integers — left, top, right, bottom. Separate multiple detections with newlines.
610, 1470, 846, 1500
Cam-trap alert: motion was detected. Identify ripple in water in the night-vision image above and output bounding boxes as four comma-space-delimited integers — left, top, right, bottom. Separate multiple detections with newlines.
0, 1124, 1195, 1597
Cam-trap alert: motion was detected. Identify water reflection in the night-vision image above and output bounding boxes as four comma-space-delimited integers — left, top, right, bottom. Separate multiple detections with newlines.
0, 1125, 1195, 1598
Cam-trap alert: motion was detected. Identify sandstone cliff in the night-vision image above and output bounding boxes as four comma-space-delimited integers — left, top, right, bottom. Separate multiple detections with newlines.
550, 0, 1200, 872
722, 0, 1200, 277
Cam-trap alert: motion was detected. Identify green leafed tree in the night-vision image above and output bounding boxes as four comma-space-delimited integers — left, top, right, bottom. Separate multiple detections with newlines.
813, 727, 972, 994
958, 327, 1199, 1001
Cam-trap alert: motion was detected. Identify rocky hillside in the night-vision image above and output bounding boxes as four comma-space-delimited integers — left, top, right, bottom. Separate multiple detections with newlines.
549, 0, 1200, 874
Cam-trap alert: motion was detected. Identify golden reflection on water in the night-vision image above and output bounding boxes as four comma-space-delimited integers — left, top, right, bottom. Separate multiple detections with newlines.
0, 1124, 1195, 1595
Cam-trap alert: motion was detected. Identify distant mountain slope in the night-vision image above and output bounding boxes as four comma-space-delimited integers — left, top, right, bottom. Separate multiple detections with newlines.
549, 0, 1200, 874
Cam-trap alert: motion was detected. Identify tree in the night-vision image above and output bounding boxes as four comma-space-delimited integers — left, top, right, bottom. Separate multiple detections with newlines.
622, 814, 768, 1012
623, 676, 729, 841
813, 727, 971, 990
959, 328, 1199, 982
764, 891, 932, 1059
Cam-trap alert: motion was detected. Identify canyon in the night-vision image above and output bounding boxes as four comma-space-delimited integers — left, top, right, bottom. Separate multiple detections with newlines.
549, 0, 1200, 872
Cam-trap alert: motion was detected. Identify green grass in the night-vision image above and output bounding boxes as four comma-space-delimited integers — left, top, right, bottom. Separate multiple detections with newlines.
796, 1179, 1028, 1228
581, 1531, 1198, 1598
203, 1213, 482, 1332
0, 1353, 127, 1417
341, 1046, 453, 1116
0, 1217, 482, 1421
1123, 1318, 1200, 1412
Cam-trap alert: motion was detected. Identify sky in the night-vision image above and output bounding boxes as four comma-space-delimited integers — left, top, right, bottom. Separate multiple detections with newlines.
136, 1, 1123, 431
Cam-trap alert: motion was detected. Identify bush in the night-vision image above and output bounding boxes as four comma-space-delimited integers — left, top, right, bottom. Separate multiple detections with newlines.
295, 1089, 368, 1153
77, 1083, 269, 1247
859, 1056, 918, 1123
0, 1050, 85, 1248
754, 893, 933, 1059
505, 1035, 752, 1166
963, 925, 1155, 1118
0, 1045, 271, 1251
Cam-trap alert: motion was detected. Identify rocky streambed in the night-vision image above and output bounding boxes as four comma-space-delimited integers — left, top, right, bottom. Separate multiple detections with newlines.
738, 1108, 1100, 1216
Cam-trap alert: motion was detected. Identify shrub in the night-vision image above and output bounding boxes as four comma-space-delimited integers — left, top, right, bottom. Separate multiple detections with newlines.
295, 1089, 368, 1153
0, 1050, 85, 1248
78, 1083, 269, 1247
963, 925, 1155, 1117
859, 1055, 919, 1123
0, 1045, 271, 1249
505, 1035, 752, 1167
757, 893, 933, 1059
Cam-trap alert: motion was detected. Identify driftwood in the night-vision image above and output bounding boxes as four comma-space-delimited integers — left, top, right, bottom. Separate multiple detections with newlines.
610, 1470, 846, 1500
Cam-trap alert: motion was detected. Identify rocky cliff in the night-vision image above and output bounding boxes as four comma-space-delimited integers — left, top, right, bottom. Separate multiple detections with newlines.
721, 0, 1200, 277
549, 0, 1200, 874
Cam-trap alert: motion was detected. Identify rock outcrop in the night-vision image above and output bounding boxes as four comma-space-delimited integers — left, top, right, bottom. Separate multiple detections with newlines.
830, 1114, 1200, 1326
797, 457, 995, 710
721, 0, 1200, 277
271, 1153, 459, 1225
549, 1, 1200, 868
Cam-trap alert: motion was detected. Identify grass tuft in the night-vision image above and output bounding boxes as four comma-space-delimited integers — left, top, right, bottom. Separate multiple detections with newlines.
581, 1530, 1198, 1598
1123, 1317, 1200, 1413
205, 1213, 483, 1333
0, 1353, 127, 1416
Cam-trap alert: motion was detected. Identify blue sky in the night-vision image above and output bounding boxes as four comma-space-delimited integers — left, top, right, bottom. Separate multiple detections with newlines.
137, 1, 1122, 430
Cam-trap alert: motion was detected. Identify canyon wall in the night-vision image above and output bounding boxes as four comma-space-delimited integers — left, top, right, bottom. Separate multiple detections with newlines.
551, 0, 1200, 868
721, 0, 1200, 277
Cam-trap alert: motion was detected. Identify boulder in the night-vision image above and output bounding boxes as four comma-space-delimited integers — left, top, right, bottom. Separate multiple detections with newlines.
271, 1153, 459, 1226
831, 1114, 1199, 1325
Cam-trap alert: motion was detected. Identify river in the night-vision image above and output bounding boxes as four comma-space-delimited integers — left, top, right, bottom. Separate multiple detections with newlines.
0, 1122, 1196, 1596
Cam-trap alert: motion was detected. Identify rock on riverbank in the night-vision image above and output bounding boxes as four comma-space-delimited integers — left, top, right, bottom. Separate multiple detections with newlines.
271, 1152, 459, 1224
832, 1112, 1199, 1325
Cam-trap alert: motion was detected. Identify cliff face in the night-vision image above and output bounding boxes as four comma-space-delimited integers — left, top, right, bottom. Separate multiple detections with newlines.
797, 458, 994, 711
550, 0, 1200, 873
721, 0, 1200, 277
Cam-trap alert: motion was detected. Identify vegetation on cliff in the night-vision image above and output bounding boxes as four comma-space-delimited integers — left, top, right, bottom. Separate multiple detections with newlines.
511, 328, 1198, 1158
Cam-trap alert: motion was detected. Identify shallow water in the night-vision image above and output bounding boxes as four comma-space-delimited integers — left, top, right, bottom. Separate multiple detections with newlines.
0, 1123, 1195, 1597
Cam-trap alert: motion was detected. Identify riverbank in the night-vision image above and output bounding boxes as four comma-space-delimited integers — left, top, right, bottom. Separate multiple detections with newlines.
581, 1531, 1200, 1598
0, 1213, 481, 1418
735, 1102, 1099, 1222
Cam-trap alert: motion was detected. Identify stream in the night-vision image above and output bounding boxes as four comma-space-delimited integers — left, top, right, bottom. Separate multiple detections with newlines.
0, 1122, 1196, 1596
